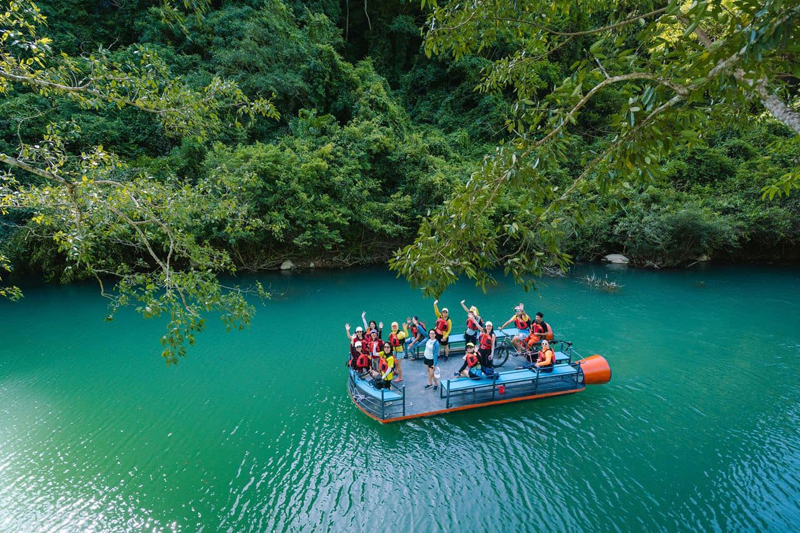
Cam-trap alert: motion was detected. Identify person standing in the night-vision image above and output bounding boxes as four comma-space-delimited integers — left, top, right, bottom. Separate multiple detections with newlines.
367, 329, 382, 371
388, 322, 406, 382
459, 300, 483, 347
433, 300, 453, 361
422, 328, 440, 391
478, 321, 497, 370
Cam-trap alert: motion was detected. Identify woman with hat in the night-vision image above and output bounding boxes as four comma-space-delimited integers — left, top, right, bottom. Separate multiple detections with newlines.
459, 300, 484, 348
433, 300, 453, 361
455, 343, 482, 379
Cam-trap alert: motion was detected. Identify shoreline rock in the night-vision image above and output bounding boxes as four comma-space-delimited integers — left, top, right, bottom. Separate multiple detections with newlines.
602, 254, 630, 264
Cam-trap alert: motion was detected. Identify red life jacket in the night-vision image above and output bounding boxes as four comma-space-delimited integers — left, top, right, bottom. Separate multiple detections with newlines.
435, 318, 448, 334
479, 332, 493, 350
514, 315, 530, 329
351, 335, 368, 355
379, 358, 389, 373
466, 318, 480, 331
369, 339, 382, 357
531, 322, 544, 335
356, 353, 370, 369
466, 353, 479, 368
411, 322, 426, 338
389, 332, 403, 348
538, 348, 555, 367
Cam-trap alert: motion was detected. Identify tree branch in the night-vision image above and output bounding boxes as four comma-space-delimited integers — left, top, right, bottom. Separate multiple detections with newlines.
492, 7, 668, 37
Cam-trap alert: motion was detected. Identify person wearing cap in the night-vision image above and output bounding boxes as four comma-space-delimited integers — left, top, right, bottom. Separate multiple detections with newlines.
388, 322, 406, 382
345, 323, 369, 359
500, 303, 532, 354
367, 329, 383, 371
433, 300, 453, 361
455, 343, 482, 378
352, 342, 371, 374
459, 300, 484, 348
422, 328, 440, 390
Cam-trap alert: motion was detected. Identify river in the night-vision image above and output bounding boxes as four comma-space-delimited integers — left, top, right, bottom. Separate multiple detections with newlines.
1, 264, 799, 531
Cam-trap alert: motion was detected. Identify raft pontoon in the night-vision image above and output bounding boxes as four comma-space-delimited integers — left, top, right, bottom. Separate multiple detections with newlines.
348, 330, 611, 423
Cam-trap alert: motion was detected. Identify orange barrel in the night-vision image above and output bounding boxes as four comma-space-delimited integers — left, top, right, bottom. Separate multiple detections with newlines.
577, 355, 611, 385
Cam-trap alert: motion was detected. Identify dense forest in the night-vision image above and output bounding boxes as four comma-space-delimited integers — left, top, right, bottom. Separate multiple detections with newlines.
3, 0, 798, 276
1, 0, 798, 358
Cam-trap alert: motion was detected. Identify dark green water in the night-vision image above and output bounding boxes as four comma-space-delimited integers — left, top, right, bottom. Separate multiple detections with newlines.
1, 265, 799, 531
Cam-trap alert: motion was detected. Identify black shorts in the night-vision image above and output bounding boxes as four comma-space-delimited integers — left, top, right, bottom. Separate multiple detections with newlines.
464, 332, 478, 346
435, 332, 449, 346
424, 357, 435, 367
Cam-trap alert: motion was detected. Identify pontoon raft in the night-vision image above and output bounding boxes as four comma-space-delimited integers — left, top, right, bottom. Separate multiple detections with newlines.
348, 330, 611, 423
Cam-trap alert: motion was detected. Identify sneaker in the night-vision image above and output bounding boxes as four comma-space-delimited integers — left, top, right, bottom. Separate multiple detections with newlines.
424, 384, 432, 389
453, 372, 460, 377
433, 385, 438, 391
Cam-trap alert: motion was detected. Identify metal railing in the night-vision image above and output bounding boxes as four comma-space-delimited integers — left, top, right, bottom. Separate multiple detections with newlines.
440, 361, 584, 409
348, 370, 406, 420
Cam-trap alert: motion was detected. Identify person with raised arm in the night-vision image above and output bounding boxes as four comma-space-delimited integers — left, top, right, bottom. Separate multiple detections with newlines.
459, 300, 483, 348
361, 311, 383, 339
499, 303, 531, 354
455, 342, 482, 379
433, 300, 453, 361
403, 316, 427, 360
345, 323, 369, 359
387, 322, 406, 382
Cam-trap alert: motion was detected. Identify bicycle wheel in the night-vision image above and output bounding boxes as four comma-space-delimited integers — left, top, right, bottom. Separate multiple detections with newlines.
492, 341, 510, 367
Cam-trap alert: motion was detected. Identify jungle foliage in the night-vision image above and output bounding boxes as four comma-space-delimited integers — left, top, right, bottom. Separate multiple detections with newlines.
1, 0, 798, 360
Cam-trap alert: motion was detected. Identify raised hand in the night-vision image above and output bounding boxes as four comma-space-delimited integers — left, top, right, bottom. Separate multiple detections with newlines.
379, 322, 384, 330
361, 311, 366, 318
345, 323, 350, 330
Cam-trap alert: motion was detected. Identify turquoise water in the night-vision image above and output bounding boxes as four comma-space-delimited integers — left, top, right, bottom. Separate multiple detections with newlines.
1, 265, 799, 531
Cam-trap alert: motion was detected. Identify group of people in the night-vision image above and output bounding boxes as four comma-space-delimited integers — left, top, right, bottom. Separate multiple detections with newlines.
345, 302, 556, 392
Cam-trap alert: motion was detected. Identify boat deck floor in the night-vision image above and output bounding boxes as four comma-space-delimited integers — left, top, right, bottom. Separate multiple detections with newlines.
379, 351, 583, 419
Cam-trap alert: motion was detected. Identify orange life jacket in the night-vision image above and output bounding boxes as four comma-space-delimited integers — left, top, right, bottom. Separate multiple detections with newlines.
379, 358, 389, 373
514, 315, 530, 330
435, 318, 448, 334
356, 353, 370, 369
466, 352, 479, 368
538, 348, 555, 367
479, 332, 493, 350
466, 318, 480, 331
